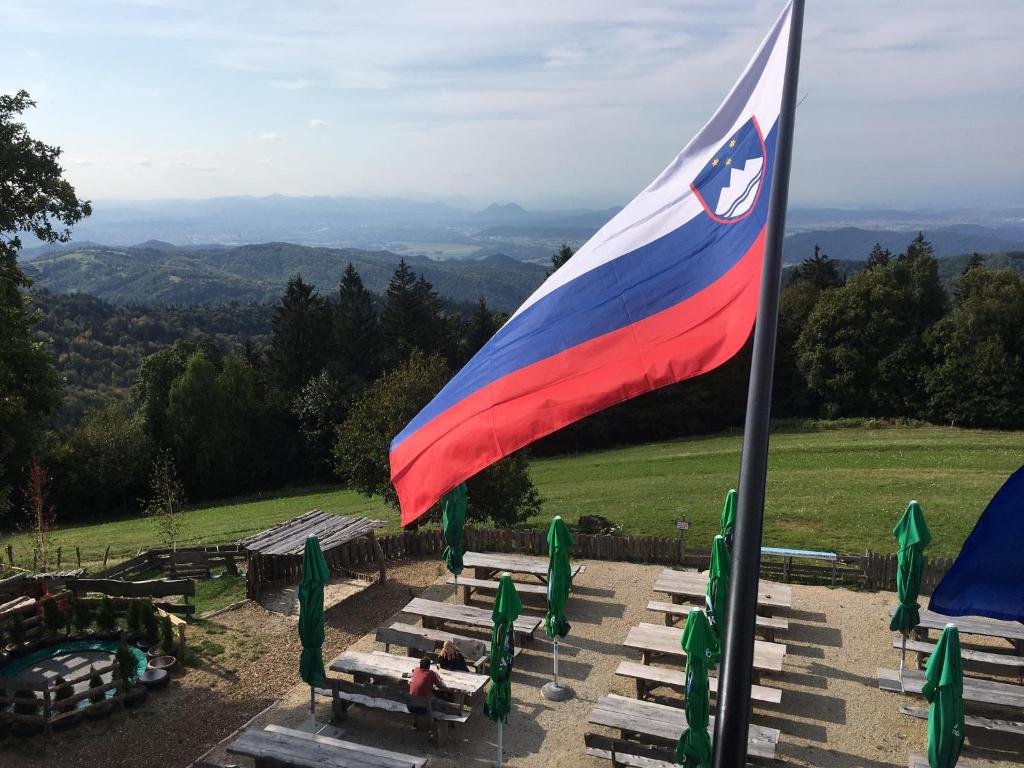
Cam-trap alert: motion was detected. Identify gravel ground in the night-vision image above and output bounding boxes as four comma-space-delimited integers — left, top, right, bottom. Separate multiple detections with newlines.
3, 559, 1021, 768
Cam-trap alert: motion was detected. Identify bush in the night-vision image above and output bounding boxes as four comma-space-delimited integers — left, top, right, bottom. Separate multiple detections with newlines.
41, 596, 66, 636
95, 596, 117, 634
88, 672, 106, 704
159, 614, 175, 652
72, 600, 93, 634
115, 640, 138, 687
8, 611, 27, 645
53, 676, 73, 711
141, 602, 159, 644
126, 600, 143, 636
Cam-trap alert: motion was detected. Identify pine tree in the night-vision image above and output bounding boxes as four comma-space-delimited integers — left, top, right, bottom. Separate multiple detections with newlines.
866, 243, 891, 269
380, 261, 449, 365
546, 243, 574, 277
268, 275, 332, 394
795, 244, 841, 288
335, 263, 380, 381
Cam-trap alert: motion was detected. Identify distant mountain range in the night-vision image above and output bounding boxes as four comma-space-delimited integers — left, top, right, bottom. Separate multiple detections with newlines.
28, 194, 1023, 266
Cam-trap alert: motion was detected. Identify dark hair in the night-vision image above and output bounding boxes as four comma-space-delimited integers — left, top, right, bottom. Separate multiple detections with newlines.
419, 657, 431, 670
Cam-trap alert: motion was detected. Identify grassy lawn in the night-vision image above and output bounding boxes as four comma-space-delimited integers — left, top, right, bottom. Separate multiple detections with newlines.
2, 424, 1021, 571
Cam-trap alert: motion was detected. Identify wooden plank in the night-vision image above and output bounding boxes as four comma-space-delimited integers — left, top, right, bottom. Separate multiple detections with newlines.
891, 635, 1024, 668
647, 600, 787, 633
229, 727, 415, 768
900, 706, 1024, 736
446, 575, 547, 595
584, 733, 676, 768
463, 551, 583, 579
587, 694, 778, 760
615, 661, 782, 705
262, 725, 427, 768
329, 651, 488, 698
655, 570, 792, 610
402, 598, 541, 640
878, 668, 1024, 710
905, 609, 1024, 642
624, 623, 785, 673
68, 577, 195, 599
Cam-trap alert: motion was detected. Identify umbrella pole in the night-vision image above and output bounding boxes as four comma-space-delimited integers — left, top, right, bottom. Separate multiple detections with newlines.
899, 631, 907, 692
497, 719, 503, 766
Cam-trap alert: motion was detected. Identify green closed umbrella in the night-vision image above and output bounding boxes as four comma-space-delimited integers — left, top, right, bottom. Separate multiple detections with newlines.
675, 608, 721, 768
441, 483, 468, 582
705, 535, 731, 640
298, 535, 330, 721
890, 500, 932, 680
484, 573, 522, 766
720, 488, 737, 547
922, 624, 965, 768
543, 516, 575, 700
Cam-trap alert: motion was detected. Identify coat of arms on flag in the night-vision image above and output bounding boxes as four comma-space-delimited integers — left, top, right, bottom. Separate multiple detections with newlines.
690, 116, 767, 223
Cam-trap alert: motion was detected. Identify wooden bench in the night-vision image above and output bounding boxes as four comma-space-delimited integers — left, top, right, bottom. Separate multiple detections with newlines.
908, 752, 982, 768
647, 600, 788, 642
384, 622, 517, 673
228, 723, 427, 768
891, 634, 1024, 676
446, 575, 547, 605
584, 733, 677, 768
588, 693, 779, 761
760, 546, 838, 586
320, 677, 469, 746
624, 623, 785, 681
878, 668, 1024, 711
903, 609, 1024, 656
900, 705, 1024, 737
655, 570, 792, 614
615, 661, 782, 705
402, 597, 541, 643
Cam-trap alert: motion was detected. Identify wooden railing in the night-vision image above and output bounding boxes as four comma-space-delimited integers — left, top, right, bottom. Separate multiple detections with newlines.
0, 659, 124, 735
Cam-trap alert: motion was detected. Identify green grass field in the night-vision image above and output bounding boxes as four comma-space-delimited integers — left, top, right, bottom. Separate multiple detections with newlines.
2, 425, 1022, 576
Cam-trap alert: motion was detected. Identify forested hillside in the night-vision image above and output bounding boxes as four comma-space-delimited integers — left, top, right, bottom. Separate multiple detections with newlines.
22, 242, 547, 309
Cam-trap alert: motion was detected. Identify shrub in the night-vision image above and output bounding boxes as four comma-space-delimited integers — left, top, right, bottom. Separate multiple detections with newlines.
115, 640, 138, 687
126, 600, 143, 636
141, 603, 159, 644
159, 614, 175, 652
41, 596, 66, 636
8, 611, 27, 645
88, 672, 106, 705
72, 600, 93, 634
95, 596, 117, 634
53, 676, 73, 711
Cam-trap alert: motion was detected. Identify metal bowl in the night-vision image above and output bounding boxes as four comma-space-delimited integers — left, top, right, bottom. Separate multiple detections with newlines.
139, 668, 170, 690
147, 655, 176, 671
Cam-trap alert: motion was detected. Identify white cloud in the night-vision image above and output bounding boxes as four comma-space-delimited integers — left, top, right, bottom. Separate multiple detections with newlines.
307, 118, 326, 128
68, 157, 100, 167
269, 78, 309, 90
131, 156, 153, 166
259, 131, 281, 141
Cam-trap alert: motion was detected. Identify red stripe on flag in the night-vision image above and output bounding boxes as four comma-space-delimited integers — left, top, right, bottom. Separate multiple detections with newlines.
392, 226, 766, 525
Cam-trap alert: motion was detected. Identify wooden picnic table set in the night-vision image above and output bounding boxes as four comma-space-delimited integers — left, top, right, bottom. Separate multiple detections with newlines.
878, 606, 1024, 745
584, 567, 793, 766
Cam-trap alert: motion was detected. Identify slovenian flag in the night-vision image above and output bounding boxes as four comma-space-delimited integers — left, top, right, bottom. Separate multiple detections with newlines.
391, 2, 795, 526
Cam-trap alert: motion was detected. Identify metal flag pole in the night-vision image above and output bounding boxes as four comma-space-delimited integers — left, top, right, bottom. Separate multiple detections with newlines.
712, 2, 805, 767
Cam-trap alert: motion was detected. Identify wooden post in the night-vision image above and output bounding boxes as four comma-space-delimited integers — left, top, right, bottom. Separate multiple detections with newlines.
56, 547, 62, 569
5, 544, 12, 564
369, 532, 387, 584
76, 547, 82, 569
102, 545, 110, 569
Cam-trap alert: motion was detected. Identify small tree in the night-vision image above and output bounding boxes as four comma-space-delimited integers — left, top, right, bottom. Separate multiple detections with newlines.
95, 596, 117, 634
72, 599, 93, 635
53, 676, 73, 712
146, 450, 185, 549
8, 611, 27, 645
126, 600, 143, 637
115, 639, 139, 687
141, 602, 159, 645
159, 614, 175, 653
41, 596, 66, 636
88, 672, 106, 705
25, 461, 57, 571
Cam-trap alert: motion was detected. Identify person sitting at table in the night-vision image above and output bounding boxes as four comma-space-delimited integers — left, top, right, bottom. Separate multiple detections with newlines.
408, 656, 449, 727
437, 640, 469, 672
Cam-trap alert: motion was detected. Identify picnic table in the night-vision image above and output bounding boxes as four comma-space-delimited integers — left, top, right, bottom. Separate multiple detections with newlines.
655, 568, 792, 614
588, 693, 780, 761
878, 667, 1024, 712
228, 723, 427, 768
330, 650, 489, 711
402, 597, 541, 643
462, 551, 584, 584
900, 608, 1024, 656
624, 622, 785, 680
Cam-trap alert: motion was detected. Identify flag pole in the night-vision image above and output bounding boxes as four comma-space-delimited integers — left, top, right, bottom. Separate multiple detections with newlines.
712, 2, 804, 767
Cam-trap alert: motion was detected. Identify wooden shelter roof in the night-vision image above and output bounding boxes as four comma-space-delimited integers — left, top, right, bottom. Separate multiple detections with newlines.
238, 509, 385, 557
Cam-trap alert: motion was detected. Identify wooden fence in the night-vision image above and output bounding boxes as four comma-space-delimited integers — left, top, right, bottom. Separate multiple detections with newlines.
860, 550, 955, 594
0, 658, 124, 735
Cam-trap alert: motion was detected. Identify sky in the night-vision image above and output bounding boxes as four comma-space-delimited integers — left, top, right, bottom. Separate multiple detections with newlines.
6, 0, 1024, 210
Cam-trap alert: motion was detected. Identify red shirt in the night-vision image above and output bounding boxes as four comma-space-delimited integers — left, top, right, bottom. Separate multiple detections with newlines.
409, 668, 442, 698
